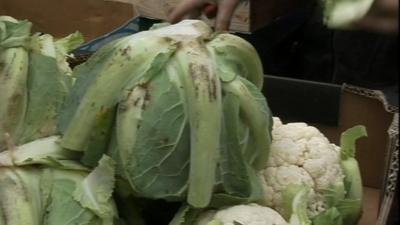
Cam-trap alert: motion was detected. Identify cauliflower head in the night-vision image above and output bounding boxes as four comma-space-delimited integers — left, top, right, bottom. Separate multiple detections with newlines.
259, 117, 345, 217
196, 204, 288, 225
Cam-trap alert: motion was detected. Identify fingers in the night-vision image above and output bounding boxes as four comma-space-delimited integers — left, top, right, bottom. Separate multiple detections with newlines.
168, 0, 205, 23
168, 0, 241, 31
215, 0, 241, 31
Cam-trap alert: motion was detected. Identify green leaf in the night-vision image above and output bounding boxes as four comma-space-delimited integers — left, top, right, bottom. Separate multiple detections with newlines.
281, 185, 311, 225
207, 33, 264, 89
0, 167, 42, 225
207, 220, 224, 225
55, 31, 84, 56
321, 181, 346, 208
338, 126, 366, 225
59, 35, 177, 152
312, 207, 343, 225
219, 92, 253, 198
222, 77, 272, 170
18, 52, 70, 144
117, 68, 190, 200
340, 125, 367, 160
0, 136, 81, 167
336, 199, 362, 225
169, 204, 203, 225
0, 17, 32, 49
43, 170, 96, 225
73, 155, 116, 219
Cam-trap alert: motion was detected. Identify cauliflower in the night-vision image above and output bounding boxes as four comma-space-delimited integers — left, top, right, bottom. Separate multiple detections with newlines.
259, 117, 345, 218
196, 204, 289, 225
169, 121, 366, 225
192, 186, 311, 225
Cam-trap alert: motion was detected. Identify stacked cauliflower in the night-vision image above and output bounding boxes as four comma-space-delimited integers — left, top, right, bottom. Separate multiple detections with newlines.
259, 117, 345, 217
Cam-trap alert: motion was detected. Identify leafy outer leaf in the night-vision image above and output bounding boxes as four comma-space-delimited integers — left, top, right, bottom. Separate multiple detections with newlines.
0, 18, 32, 49
215, 90, 264, 204
117, 67, 190, 200
172, 41, 222, 208
335, 199, 362, 225
73, 155, 117, 221
18, 52, 70, 144
0, 17, 31, 147
321, 181, 346, 209
222, 77, 272, 170
208, 165, 263, 208
113, 195, 146, 225
168, 204, 203, 225
55, 31, 84, 56
59, 34, 177, 151
233, 221, 244, 225
80, 106, 116, 167
57, 37, 126, 135
29, 34, 57, 58
281, 185, 311, 225
312, 207, 343, 225
207, 33, 264, 89
0, 136, 80, 166
339, 125, 367, 225
219, 92, 253, 197
0, 46, 29, 150
54, 31, 84, 78
340, 125, 367, 160
42, 169, 97, 225
0, 167, 42, 225
208, 220, 224, 225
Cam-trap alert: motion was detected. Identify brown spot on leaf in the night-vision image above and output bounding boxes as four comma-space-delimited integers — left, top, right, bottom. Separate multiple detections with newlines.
121, 46, 132, 56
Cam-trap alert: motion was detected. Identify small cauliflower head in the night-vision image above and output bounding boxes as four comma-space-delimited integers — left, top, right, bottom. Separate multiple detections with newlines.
259, 117, 345, 218
196, 204, 288, 225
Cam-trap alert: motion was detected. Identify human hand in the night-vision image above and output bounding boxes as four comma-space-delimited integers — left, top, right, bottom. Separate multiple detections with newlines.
168, 0, 242, 31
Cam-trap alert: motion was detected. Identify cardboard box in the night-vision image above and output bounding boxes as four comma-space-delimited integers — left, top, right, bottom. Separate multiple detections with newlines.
107, 0, 308, 33
263, 75, 399, 225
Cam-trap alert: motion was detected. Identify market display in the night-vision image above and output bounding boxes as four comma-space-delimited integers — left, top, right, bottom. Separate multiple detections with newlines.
0, 16, 367, 225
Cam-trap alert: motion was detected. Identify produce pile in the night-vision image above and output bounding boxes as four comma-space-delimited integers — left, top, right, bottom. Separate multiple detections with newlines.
0, 17, 367, 225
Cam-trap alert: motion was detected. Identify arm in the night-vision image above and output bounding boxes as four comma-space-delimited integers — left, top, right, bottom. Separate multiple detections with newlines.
168, 0, 241, 31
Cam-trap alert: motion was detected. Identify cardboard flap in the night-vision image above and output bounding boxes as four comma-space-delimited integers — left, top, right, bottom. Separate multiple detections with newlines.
262, 75, 342, 125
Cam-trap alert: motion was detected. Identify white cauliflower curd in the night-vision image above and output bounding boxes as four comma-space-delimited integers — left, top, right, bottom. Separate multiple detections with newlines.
259, 117, 345, 217
196, 204, 289, 225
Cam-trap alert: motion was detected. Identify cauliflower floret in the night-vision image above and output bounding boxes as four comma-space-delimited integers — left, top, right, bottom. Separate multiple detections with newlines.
196, 204, 288, 225
272, 117, 283, 129
259, 166, 317, 214
259, 118, 344, 217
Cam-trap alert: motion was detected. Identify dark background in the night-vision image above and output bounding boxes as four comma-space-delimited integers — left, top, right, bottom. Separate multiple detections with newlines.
239, 3, 398, 106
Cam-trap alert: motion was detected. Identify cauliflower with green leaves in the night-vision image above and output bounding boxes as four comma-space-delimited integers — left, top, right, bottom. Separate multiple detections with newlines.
259, 118, 367, 225
259, 117, 344, 217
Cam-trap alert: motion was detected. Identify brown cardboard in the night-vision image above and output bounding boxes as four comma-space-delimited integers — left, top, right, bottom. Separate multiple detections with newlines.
0, 0, 136, 41
360, 187, 380, 225
315, 87, 395, 189
309, 85, 399, 225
